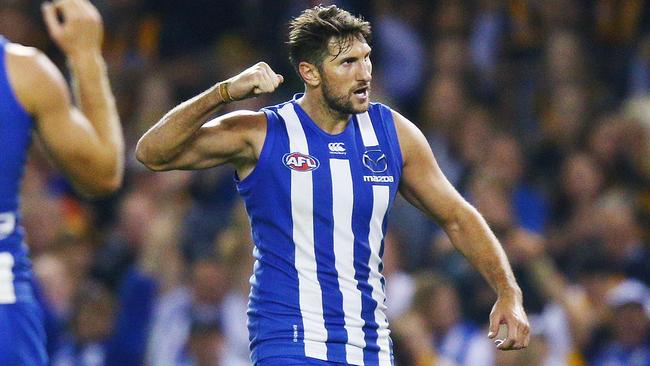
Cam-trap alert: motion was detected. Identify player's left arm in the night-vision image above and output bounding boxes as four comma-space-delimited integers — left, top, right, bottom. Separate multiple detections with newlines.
393, 110, 530, 351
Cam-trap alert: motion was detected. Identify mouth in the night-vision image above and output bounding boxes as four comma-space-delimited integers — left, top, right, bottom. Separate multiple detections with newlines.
353, 85, 370, 99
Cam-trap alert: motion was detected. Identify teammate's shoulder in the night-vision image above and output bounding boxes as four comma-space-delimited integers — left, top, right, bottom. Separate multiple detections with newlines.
5, 43, 47, 67
3, 43, 67, 112
5, 43, 61, 83
5, 41, 38, 56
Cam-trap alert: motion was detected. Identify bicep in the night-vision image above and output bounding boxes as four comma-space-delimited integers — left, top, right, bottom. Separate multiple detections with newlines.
154, 111, 263, 171
394, 111, 468, 226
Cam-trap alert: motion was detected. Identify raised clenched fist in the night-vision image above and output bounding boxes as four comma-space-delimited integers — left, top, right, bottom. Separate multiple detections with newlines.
42, 0, 104, 57
225, 62, 284, 101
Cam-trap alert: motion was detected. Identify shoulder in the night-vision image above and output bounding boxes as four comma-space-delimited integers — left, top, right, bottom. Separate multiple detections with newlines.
258, 100, 296, 120
5, 43, 69, 114
204, 110, 266, 135
387, 107, 430, 164
228, 100, 296, 134
389, 108, 420, 138
5, 42, 40, 61
5, 43, 63, 84
364, 101, 418, 140
203, 110, 268, 156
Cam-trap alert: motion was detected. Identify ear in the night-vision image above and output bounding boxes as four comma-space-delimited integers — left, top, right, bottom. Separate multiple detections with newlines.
298, 61, 321, 87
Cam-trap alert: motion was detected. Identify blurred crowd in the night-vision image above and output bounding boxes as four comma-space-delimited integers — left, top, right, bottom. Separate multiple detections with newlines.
1, 0, 650, 365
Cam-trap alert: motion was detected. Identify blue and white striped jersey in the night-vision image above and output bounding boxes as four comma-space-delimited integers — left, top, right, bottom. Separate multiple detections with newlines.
0, 35, 36, 305
237, 94, 402, 365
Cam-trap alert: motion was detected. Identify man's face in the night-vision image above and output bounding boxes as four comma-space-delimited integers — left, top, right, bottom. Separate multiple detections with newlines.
318, 36, 372, 114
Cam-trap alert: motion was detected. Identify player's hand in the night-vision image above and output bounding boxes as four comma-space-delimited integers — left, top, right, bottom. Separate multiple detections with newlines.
42, 0, 104, 57
226, 62, 284, 101
488, 292, 530, 351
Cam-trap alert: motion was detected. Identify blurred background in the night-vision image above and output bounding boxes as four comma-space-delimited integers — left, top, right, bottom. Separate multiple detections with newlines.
2, 0, 650, 365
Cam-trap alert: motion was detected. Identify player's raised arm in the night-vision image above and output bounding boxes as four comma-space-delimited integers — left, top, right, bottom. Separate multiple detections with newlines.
135, 62, 283, 172
7, 0, 123, 197
393, 110, 530, 351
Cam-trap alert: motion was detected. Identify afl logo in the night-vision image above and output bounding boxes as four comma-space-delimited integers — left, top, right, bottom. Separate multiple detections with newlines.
283, 152, 320, 172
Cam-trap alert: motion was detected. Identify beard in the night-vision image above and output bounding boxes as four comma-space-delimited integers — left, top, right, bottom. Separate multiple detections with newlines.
321, 77, 369, 115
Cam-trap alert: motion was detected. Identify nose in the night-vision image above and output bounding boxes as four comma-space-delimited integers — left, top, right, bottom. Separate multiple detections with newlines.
358, 61, 372, 83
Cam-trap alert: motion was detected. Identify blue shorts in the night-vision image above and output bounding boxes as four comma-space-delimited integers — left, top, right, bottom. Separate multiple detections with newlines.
0, 301, 48, 366
256, 356, 351, 366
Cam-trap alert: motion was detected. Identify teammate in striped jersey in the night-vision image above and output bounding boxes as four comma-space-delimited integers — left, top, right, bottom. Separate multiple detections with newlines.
0, 0, 123, 364
137, 5, 530, 365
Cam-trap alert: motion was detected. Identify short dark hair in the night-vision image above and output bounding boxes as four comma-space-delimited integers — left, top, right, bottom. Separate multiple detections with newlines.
287, 5, 371, 75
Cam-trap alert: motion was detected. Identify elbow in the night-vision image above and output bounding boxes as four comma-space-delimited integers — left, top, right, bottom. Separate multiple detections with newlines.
83, 166, 124, 198
134, 139, 151, 166
78, 177, 120, 198
443, 201, 475, 235
141, 163, 167, 172
136, 156, 167, 172
101, 168, 124, 194
90, 176, 122, 197
135, 139, 167, 171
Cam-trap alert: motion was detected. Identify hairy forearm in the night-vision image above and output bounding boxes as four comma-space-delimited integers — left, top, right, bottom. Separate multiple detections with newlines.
445, 203, 521, 298
68, 52, 123, 160
66, 51, 124, 194
135, 83, 224, 167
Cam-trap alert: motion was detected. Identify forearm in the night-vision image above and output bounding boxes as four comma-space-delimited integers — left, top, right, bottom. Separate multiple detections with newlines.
445, 204, 521, 298
68, 51, 123, 160
135, 83, 225, 167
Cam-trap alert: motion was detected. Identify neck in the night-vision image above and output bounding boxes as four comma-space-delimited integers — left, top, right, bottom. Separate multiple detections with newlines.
297, 88, 350, 134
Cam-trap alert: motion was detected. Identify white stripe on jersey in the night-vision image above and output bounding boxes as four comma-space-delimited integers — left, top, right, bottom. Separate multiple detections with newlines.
0, 252, 16, 304
330, 159, 366, 363
357, 112, 379, 146
369, 186, 392, 365
278, 103, 328, 359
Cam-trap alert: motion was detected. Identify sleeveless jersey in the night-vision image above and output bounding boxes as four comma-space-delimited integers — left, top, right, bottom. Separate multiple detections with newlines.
0, 35, 36, 304
237, 94, 403, 365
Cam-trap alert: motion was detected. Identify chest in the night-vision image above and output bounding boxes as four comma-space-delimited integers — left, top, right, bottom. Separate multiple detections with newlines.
275, 129, 399, 194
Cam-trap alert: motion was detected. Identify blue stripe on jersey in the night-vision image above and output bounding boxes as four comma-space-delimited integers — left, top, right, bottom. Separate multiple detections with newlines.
374, 105, 403, 181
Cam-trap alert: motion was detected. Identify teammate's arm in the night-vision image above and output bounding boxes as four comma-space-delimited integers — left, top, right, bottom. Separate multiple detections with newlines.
393, 110, 530, 351
135, 62, 283, 172
8, 0, 123, 197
